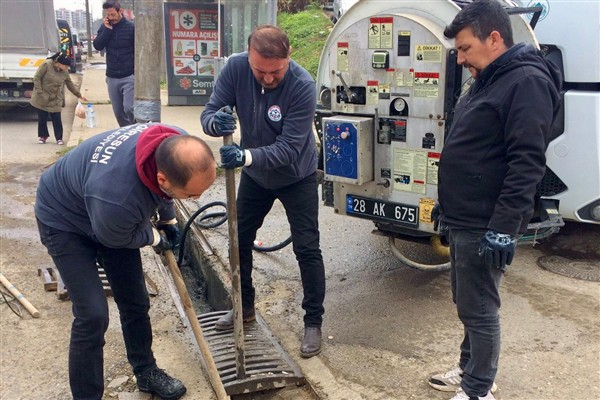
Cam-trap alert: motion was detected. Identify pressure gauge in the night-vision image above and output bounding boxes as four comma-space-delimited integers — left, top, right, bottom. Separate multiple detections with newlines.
393, 98, 407, 112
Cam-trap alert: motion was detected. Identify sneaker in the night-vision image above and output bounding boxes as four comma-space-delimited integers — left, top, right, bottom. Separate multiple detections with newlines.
215, 308, 256, 330
428, 366, 497, 393
450, 388, 496, 400
57, 140, 64, 145
136, 367, 186, 400
38, 137, 47, 144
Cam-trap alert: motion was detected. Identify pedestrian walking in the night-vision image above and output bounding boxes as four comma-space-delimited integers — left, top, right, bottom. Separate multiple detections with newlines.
200, 25, 326, 358
30, 52, 87, 145
93, 1, 135, 127
428, 1, 562, 399
35, 123, 217, 400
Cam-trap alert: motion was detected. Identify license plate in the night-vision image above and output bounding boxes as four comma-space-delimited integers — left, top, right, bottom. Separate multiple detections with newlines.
346, 195, 418, 226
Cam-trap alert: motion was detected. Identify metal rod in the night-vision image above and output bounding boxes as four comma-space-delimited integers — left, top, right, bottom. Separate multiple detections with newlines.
223, 134, 246, 379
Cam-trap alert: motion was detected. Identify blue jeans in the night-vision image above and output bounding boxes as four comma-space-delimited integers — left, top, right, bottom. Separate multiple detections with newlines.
236, 171, 326, 327
37, 219, 156, 400
449, 228, 503, 397
106, 75, 134, 127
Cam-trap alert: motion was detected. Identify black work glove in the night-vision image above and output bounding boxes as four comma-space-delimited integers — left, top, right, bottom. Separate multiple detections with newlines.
152, 234, 172, 254
431, 202, 441, 231
478, 230, 516, 272
212, 106, 236, 136
156, 221, 180, 251
220, 143, 246, 169
431, 202, 447, 235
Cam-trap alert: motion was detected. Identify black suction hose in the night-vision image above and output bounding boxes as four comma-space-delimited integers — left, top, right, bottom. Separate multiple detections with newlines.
176, 201, 292, 266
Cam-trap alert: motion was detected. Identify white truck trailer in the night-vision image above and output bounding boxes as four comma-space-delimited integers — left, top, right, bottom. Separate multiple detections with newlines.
0, 0, 60, 107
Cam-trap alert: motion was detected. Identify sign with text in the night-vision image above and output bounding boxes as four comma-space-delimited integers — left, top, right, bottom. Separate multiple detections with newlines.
164, 2, 222, 105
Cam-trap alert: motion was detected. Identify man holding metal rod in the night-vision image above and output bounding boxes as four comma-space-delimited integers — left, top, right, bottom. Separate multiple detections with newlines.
201, 25, 326, 358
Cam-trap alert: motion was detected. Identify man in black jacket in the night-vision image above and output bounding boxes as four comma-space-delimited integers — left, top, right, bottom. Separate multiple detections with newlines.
427, 1, 562, 400
93, 1, 135, 127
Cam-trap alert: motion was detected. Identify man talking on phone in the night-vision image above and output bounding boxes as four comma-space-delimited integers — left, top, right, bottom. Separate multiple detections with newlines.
93, 1, 135, 127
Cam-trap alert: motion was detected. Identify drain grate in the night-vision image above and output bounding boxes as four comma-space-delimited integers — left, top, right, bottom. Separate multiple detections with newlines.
537, 255, 600, 282
198, 310, 305, 395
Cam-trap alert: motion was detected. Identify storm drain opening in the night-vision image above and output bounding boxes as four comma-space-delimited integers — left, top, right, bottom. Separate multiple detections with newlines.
171, 194, 314, 399
199, 311, 305, 395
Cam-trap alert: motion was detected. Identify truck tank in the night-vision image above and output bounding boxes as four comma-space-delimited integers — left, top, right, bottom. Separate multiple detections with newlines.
314, 0, 597, 269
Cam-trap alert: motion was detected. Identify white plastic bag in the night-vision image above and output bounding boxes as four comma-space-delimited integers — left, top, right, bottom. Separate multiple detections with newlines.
75, 101, 86, 119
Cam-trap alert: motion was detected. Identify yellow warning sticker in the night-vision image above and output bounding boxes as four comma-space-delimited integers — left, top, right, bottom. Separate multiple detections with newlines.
415, 44, 442, 63
419, 197, 436, 223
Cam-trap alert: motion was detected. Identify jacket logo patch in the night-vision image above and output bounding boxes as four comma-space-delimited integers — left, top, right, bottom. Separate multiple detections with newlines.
267, 105, 282, 122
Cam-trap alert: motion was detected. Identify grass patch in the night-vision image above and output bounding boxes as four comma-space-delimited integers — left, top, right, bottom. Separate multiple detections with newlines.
278, 4, 333, 79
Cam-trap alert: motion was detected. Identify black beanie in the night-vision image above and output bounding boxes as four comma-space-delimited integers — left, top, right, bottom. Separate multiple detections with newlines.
48, 52, 71, 67
56, 52, 71, 67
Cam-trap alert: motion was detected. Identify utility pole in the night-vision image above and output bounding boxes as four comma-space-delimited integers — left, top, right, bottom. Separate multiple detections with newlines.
134, 0, 163, 122
85, 0, 93, 58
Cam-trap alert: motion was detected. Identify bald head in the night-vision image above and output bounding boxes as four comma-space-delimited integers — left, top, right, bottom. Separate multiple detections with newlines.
155, 135, 216, 197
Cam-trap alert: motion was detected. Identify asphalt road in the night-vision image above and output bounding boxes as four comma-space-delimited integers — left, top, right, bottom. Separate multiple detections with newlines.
191, 172, 600, 400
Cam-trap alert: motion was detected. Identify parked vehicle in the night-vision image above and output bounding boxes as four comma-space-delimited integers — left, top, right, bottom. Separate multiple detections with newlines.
0, 0, 59, 107
57, 19, 77, 73
315, 0, 599, 269
331, 0, 360, 23
71, 28, 82, 63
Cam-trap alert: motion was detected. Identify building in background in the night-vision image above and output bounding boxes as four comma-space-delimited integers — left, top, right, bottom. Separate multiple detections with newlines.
55, 8, 88, 32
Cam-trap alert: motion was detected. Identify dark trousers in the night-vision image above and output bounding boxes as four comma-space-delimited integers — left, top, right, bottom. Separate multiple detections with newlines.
449, 228, 503, 397
236, 171, 326, 327
37, 219, 156, 400
36, 108, 63, 140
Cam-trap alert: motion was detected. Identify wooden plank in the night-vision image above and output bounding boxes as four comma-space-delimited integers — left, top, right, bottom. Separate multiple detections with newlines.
37, 267, 57, 291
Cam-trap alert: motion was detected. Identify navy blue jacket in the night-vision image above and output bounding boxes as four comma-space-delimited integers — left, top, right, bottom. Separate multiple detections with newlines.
201, 52, 317, 190
438, 43, 562, 235
93, 18, 135, 78
34, 124, 178, 249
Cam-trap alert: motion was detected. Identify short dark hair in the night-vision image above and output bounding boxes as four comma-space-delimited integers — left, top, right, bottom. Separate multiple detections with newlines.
155, 135, 215, 188
102, 1, 121, 11
247, 25, 290, 59
444, 0, 514, 48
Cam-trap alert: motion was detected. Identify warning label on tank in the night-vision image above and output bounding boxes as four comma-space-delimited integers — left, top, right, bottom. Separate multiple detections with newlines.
393, 148, 427, 194
419, 197, 436, 223
368, 17, 393, 49
427, 152, 440, 184
337, 42, 349, 72
415, 44, 442, 62
367, 80, 379, 105
414, 72, 440, 98
379, 83, 390, 99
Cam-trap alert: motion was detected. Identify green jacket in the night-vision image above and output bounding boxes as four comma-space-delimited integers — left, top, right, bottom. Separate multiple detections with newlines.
30, 60, 81, 113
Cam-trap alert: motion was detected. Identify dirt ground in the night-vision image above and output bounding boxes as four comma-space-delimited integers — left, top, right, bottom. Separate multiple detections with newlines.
1, 72, 599, 400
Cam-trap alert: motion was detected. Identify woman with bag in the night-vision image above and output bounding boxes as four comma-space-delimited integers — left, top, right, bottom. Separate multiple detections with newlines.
30, 52, 87, 145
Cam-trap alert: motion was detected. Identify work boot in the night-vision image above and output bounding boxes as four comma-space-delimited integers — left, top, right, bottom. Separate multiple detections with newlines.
300, 327, 322, 358
136, 367, 186, 400
214, 308, 256, 331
